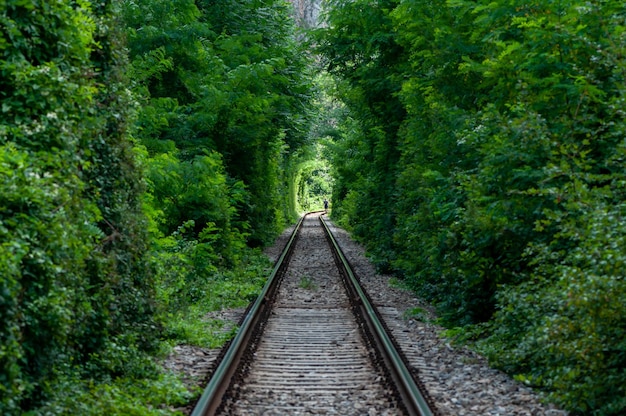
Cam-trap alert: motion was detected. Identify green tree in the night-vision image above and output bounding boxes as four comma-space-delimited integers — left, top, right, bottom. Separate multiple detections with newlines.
1, 0, 155, 412
319, 0, 626, 413
316, 0, 405, 269
124, 0, 313, 246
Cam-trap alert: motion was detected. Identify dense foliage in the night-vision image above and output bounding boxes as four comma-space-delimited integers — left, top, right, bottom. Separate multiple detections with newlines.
6, 0, 624, 413
124, 0, 313, 247
0, 0, 161, 412
317, 0, 626, 414
1, 0, 313, 414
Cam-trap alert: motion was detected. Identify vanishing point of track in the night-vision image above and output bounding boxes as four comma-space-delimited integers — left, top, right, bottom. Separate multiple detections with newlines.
191, 212, 438, 415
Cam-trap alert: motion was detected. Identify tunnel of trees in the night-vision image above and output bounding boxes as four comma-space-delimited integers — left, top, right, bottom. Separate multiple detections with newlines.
1, 0, 624, 415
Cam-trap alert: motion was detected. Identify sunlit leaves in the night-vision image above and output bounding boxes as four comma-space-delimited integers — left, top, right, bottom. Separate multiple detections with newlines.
125, 0, 313, 245
1, 1, 159, 412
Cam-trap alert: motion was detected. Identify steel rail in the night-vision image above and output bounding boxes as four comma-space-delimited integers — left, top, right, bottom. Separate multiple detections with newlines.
319, 215, 436, 416
190, 214, 305, 416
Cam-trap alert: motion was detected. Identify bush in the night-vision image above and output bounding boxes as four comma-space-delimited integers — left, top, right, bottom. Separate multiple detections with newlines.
37, 370, 191, 416
1, 1, 156, 411
482, 197, 626, 415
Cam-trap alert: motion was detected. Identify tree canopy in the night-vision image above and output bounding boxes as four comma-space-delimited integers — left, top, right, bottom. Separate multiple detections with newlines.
316, 1, 626, 414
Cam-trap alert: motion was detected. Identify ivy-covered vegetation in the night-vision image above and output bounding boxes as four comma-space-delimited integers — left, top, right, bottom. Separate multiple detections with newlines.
1, 1, 160, 412
1, 0, 313, 414
316, 0, 626, 414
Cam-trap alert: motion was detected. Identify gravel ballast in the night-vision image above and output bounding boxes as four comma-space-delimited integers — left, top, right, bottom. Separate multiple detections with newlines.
165, 215, 568, 415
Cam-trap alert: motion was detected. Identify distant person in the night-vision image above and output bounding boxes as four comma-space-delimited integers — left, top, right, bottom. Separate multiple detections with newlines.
323, 198, 329, 211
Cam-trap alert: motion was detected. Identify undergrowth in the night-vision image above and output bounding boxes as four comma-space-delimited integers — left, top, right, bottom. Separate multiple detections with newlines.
24, 244, 272, 415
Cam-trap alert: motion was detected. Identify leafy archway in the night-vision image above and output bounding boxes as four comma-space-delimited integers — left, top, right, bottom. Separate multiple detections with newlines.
294, 142, 333, 213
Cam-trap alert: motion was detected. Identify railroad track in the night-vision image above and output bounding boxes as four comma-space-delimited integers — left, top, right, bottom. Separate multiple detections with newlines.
191, 212, 438, 415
